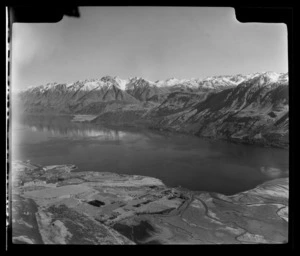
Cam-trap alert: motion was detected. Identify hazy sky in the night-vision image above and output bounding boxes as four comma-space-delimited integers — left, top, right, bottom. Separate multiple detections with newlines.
11, 7, 288, 91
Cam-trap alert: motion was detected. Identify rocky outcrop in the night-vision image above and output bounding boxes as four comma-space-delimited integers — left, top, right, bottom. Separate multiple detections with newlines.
12, 161, 288, 244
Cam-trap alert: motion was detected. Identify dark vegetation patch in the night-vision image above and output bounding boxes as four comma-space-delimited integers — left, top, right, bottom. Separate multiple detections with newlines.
274, 112, 289, 126
245, 87, 266, 104
112, 220, 156, 244
224, 115, 256, 123
268, 111, 277, 118
194, 88, 232, 113
153, 207, 176, 215
270, 85, 289, 104
88, 200, 105, 207
133, 200, 151, 207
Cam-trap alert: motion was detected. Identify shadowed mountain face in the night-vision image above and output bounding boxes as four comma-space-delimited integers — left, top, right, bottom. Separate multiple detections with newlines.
149, 73, 288, 148
125, 77, 169, 102
18, 78, 139, 114
15, 72, 289, 148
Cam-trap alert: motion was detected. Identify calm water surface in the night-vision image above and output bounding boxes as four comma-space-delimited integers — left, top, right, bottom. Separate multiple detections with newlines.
11, 115, 289, 195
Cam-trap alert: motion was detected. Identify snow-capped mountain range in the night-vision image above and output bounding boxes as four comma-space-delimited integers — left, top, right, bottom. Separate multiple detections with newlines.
14, 71, 289, 148
22, 71, 288, 94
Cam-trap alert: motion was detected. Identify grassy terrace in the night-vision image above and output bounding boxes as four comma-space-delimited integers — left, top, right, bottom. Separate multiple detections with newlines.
11, 161, 288, 244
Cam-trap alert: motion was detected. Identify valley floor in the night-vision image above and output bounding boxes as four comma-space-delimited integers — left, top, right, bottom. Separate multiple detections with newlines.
11, 160, 288, 244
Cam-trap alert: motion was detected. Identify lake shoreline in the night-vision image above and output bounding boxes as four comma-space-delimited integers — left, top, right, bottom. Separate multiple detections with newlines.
15, 112, 289, 150
11, 160, 289, 244
12, 113, 289, 195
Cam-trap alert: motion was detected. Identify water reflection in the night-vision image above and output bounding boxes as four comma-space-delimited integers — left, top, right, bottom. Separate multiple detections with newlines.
28, 124, 127, 140
19, 115, 130, 141
260, 166, 288, 178
11, 114, 289, 194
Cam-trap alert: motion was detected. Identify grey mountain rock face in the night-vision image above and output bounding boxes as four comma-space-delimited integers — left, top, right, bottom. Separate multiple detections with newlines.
149, 73, 288, 148
15, 72, 289, 148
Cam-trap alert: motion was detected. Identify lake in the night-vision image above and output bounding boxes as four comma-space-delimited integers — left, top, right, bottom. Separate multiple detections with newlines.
10, 114, 289, 195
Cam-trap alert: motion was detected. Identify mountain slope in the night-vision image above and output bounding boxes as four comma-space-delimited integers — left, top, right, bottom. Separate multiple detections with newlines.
125, 77, 169, 102
148, 72, 288, 148
19, 77, 139, 114
16, 72, 289, 148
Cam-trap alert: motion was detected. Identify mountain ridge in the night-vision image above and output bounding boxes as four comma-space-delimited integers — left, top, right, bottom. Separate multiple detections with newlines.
20, 71, 288, 93
14, 71, 289, 148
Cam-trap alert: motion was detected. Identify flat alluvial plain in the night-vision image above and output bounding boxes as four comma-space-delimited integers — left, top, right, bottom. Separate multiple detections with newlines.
11, 160, 288, 244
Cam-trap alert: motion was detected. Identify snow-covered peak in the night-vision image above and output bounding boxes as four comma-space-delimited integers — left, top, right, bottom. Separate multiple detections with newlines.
155, 78, 178, 87
100, 75, 116, 83
278, 73, 289, 84
261, 71, 282, 82
21, 72, 288, 95
236, 72, 288, 89
126, 77, 156, 89
25, 82, 62, 93
129, 76, 154, 83
263, 72, 288, 86
155, 78, 198, 88
79, 81, 102, 91
113, 77, 128, 90
41, 82, 59, 91
260, 71, 288, 84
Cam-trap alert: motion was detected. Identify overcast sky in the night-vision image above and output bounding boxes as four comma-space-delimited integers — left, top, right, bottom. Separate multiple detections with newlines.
11, 7, 288, 91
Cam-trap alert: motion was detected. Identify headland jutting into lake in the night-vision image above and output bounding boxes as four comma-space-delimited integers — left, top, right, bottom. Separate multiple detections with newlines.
11, 160, 288, 244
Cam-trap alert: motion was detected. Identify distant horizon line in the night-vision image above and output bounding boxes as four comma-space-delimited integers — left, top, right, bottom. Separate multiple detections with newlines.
14, 70, 289, 91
